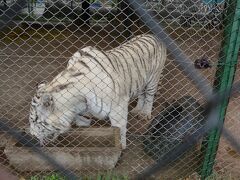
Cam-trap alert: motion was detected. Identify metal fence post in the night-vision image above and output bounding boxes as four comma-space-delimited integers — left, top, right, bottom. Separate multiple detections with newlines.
200, 0, 240, 178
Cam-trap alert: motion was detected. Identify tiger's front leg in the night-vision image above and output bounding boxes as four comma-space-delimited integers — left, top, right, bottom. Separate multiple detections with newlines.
74, 114, 92, 127
109, 100, 128, 149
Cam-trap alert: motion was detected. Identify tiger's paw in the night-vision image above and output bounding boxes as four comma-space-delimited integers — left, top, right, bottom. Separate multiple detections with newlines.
130, 107, 142, 115
130, 109, 152, 120
75, 116, 92, 127
137, 113, 152, 120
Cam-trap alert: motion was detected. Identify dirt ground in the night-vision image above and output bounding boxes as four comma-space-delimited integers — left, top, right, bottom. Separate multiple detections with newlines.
0, 23, 239, 178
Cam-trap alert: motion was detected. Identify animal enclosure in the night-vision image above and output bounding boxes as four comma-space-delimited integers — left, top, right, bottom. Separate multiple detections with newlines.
0, 0, 240, 179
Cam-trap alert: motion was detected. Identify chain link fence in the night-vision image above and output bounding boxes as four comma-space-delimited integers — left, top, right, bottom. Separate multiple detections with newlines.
214, 65, 240, 179
0, 0, 240, 179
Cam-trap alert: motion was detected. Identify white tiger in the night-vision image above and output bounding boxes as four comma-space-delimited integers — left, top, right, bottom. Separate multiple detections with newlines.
29, 34, 167, 149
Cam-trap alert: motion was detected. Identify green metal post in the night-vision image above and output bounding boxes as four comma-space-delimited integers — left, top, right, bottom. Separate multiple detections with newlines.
200, 0, 240, 179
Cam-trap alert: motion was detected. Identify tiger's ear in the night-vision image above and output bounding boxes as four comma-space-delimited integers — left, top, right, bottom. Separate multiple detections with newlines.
67, 51, 83, 68
42, 94, 53, 108
36, 81, 47, 90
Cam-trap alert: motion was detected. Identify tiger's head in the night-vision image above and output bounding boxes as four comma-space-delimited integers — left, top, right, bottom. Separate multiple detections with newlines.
29, 81, 72, 146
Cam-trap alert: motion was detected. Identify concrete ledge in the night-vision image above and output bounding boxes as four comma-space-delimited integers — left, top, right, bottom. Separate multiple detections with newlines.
4, 127, 122, 172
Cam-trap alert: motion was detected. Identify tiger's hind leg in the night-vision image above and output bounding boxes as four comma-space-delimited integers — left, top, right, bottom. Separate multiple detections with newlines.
141, 82, 159, 119
131, 83, 158, 120
130, 93, 145, 115
140, 94, 155, 120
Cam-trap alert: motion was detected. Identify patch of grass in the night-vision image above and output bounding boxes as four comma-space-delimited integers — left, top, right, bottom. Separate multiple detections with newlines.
29, 172, 129, 180
30, 173, 66, 180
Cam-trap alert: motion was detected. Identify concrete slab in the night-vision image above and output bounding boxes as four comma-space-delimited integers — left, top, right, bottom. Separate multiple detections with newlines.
4, 127, 122, 172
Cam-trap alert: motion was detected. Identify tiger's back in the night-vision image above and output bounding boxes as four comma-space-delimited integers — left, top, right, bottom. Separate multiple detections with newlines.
106, 34, 166, 98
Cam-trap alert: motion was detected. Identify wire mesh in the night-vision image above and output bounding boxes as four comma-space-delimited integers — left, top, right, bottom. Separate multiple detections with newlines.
214, 63, 240, 179
0, 0, 239, 179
